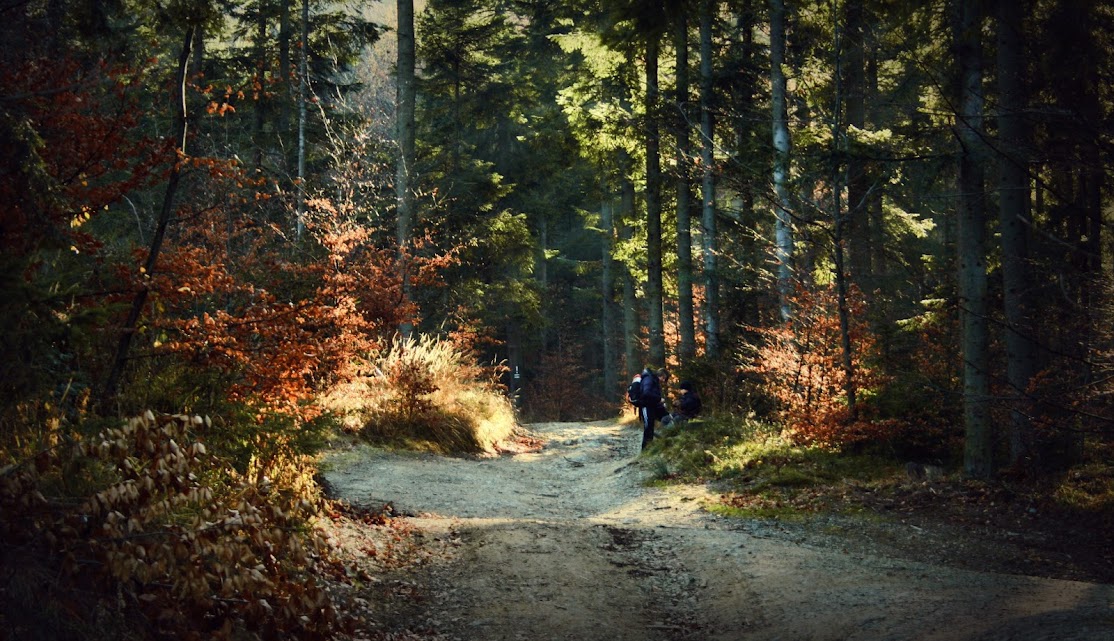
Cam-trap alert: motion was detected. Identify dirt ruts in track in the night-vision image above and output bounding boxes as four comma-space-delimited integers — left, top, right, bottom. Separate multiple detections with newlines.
324, 421, 1114, 641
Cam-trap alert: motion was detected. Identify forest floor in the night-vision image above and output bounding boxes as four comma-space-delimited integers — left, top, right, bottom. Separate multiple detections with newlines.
319, 419, 1114, 641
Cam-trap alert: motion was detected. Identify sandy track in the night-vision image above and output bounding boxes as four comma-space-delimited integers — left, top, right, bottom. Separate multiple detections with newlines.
323, 420, 1114, 641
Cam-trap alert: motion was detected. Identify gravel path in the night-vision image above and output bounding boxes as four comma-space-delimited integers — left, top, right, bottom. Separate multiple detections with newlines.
323, 420, 1114, 641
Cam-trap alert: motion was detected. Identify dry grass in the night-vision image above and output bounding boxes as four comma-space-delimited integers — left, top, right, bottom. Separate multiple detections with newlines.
320, 334, 518, 454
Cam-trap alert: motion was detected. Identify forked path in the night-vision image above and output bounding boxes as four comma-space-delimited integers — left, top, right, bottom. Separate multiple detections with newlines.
324, 421, 1113, 641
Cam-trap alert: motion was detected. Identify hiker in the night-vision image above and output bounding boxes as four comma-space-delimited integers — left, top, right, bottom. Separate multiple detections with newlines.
639, 367, 668, 450
665, 380, 702, 425
626, 373, 643, 415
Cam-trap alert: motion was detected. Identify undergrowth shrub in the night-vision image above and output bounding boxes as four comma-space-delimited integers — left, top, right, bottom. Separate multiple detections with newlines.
323, 334, 517, 453
0, 412, 347, 641
520, 342, 610, 422
875, 298, 964, 461
741, 285, 900, 449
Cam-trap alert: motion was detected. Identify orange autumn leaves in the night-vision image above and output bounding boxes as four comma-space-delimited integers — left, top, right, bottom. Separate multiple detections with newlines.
2, 51, 426, 419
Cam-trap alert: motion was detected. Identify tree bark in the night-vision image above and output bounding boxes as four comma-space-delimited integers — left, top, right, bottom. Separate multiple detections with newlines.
254, 7, 267, 170
279, 0, 292, 139
996, 0, 1036, 467
674, 12, 696, 363
101, 25, 196, 410
770, 0, 794, 323
865, 27, 884, 279
955, 0, 992, 479
646, 36, 666, 367
396, 0, 416, 335
602, 197, 618, 401
832, 7, 857, 416
699, 0, 719, 358
843, 0, 871, 292
296, 0, 308, 241
620, 151, 640, 375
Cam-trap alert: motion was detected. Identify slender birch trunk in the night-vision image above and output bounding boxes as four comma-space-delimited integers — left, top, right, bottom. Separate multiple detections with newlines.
770, 0, 794, 323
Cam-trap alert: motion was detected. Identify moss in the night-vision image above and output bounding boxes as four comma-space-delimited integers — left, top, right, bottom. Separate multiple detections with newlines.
706, 500, 811, 523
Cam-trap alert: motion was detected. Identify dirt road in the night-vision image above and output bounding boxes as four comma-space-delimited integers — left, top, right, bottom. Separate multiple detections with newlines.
323, 420, 1114, 641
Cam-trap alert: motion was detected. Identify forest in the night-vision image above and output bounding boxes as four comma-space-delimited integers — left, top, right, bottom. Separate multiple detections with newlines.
2, 0, 1112, 639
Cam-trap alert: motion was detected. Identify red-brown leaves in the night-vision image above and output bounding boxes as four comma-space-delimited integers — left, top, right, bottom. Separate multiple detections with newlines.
0, 56, 165, 256
744, 286, 895, 448
128, 170, 414, 419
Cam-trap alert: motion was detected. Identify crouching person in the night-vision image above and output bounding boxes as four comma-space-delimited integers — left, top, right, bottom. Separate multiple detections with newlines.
663, 380, 701, 426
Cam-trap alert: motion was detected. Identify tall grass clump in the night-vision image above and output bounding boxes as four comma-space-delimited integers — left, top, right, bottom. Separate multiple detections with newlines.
324, 334, 517, 453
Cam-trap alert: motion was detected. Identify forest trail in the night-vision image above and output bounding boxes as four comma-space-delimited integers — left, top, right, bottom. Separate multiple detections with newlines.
323, 421, 1113, 641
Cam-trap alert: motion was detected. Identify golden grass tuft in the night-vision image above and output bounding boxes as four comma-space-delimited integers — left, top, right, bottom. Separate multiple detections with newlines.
320, 334, 517, 453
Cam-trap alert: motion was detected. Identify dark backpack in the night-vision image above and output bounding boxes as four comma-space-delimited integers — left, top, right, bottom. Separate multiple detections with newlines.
627, 379, 643, 407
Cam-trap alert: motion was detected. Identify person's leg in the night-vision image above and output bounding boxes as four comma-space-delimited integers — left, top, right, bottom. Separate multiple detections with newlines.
641, 406, 654, 450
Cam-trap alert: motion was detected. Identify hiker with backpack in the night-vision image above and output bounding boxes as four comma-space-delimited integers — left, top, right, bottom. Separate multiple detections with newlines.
627, 373, 643, 410
634, 367, 668, 450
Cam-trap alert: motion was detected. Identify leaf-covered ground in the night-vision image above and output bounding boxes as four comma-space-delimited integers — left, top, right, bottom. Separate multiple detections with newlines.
716, 476, 1114, 585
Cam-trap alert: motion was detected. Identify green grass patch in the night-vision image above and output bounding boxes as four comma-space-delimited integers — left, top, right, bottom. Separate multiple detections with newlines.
643, 414, 906, 522
1052, 463, 1114, 512
644, 415, 896, 484
706, 500, 812, 522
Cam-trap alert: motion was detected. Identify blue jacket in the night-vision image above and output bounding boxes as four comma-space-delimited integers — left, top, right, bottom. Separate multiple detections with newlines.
640, 371, 662, 406
678, 390, 702, 418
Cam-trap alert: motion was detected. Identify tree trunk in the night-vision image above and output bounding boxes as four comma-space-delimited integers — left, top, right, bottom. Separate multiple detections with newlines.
646, 36, 666, 367
955, 0, 992, 479
729, 1, 759, 328
254, 7, 267, 170
279, 0, 292, 140
832, 8, 857, 416
699, 0, 719, 358
602, 197, 618, 401
537, 216, 549, 350
770, 0, 794, 323
296, 0, 308, 241
865, 26, 884, 279
102, 25, 196, 410
620, 152, 640, 375
396, 0, 416, 335
191, 22, 206, 81
674, 12, 696, 363
996, 0, 1037, 467
843, 0, 871, 293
